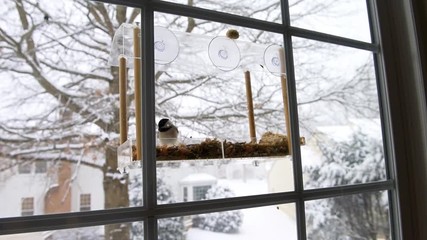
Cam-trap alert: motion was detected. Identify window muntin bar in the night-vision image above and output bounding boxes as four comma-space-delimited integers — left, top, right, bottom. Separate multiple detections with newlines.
156, 0, 283, 24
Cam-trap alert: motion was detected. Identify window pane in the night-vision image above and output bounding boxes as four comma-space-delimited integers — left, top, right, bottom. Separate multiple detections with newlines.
292, 37, 386, 189
0, 0, 143, 218
193, 185, 211, 201
0, 222, 143, 240
306, 191, 391, 239
158, 0, 282, 23
289, 0, 372, 42
153, 13, 295, 203
159, 204, 297, 240
21, 197, 34, 216
80, 194, 91, 211
157, 158, 294, 204
35, 161, 48, 174
18, 162, 32, 174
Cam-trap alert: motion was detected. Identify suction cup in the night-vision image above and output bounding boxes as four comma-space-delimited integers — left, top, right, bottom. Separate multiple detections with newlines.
154, 26, 180, 65
208, 36, 241, 71
108, 23, 136, 68
264, 44, 285, 76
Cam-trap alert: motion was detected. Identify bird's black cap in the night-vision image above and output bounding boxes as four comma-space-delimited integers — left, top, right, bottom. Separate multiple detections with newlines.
158, 118, 170, 129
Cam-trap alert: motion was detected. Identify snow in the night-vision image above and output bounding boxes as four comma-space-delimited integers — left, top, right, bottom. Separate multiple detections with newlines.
217, 179, 268, 196
185, 179, 297, 240
187, 205, 297, 240
180, 173, 217, 184
316, 118, 382, 142
44, 183, 59, 195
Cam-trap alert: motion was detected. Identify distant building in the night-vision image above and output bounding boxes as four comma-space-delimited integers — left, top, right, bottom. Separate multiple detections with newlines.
179, 173, 217, 201
0, 160, 104, 218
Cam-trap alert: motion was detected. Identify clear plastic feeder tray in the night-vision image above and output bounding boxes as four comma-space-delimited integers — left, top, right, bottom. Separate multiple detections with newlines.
117, 135, 292, 172
156, 136, 290, 161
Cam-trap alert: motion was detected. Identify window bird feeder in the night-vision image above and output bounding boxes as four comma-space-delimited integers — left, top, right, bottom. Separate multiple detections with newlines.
108, 23, 305, 172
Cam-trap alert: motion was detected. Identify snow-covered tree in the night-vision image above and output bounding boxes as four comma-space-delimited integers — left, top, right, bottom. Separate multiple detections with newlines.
305, 131, 389, 240
192, 185, 243, 233
129, 172, 185, 240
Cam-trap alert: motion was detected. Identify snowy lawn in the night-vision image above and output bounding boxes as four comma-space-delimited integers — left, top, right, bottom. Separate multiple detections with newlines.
186, 179, 297, 240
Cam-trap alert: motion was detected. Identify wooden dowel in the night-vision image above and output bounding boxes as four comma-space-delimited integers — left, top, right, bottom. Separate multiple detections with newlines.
279, 47, 292, 154
119, 56, 128, 144
133, 26, 142, 160
244, 71, 257, 143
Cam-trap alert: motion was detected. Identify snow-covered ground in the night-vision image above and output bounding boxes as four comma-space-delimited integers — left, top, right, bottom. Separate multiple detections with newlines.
187, 206, 297, 240
186, 179, 297, 240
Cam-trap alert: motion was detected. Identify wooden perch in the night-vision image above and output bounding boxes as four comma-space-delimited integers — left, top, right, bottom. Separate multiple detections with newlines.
119, 56, 127, 144
279, 47, 292, 154
245, 71, 257, 143
133, 26, 142, 160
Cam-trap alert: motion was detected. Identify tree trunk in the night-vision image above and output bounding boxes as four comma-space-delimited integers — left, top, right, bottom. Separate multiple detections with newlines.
103, 143, 130, 240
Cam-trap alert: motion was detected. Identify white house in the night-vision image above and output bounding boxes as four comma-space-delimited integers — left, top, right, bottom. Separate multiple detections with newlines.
0, 159, 104, 219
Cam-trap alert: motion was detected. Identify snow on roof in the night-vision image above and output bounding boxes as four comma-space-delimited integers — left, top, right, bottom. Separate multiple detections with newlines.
180, 173, 217, 185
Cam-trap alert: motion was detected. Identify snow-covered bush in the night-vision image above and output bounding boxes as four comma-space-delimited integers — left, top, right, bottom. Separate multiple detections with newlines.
192, 185, 243, 233
129, 172, 185, 240
305, 131, 389, 240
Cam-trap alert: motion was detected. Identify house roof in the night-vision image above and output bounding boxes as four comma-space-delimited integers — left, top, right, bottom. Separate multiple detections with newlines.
179, 173, 217, 185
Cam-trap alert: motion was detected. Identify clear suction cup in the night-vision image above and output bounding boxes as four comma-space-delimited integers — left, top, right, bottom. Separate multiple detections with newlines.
154, 26, 180, 65
208, 36, 241, 71
264, 44, 285, 76
108, 23, 136, 68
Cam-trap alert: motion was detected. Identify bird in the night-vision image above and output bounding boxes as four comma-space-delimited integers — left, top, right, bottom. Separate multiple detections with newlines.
158, 118, 179, 146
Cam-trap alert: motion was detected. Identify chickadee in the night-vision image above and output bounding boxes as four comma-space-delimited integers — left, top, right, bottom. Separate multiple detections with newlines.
158, 118, 179, 146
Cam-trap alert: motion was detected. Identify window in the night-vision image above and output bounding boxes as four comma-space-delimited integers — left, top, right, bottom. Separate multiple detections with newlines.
183, 187, 188, 202
35, 161, 47, 174
21, 198, 34, 216
80, 194, 91, 211
192, 186, 211, 201
18, 162, 31, 174
1, 0, 425, 239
